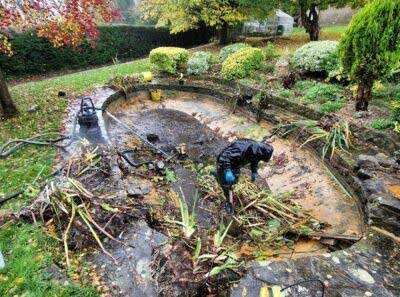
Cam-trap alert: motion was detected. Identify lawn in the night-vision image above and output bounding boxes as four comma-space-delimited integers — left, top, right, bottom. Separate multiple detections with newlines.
0, 223, 98, 296
274, 25, 347, 54
0, 59, 150, 206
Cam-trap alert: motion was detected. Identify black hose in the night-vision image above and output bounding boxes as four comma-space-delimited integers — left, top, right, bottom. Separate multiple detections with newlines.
117, 150, 154, 168
0, 163, 65, 207
250, 269, 325, 297
0, 113, 78, 159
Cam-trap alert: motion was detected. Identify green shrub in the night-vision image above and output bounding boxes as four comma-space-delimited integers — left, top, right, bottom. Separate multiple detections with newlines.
0, 26, 214, 79
262, 43, 280, 60
301, 83, 343, 105
395, 122, 400, 134
370, 119, 394, 130
279, 89, 294, 98
219, 43, 251, 62
339, 0, 400, 111
221, 47, 264, 81
187, 51, 213, 75
295, 80, 318, 90
320, 100, 346, 113
149, 47, 189, 74
292, 41, 340, 74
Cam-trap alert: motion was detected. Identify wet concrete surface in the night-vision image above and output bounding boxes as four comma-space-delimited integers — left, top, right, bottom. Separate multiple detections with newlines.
87, 221, 168, 297
104, 90, 363, 240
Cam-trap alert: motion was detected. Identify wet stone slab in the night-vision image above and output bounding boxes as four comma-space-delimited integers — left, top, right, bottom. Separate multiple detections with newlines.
87, 221, 167, 297
231, 230, 400, 297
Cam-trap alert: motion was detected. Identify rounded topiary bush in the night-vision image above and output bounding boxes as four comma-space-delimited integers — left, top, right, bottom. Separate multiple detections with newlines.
219, 43, 251, 63
221, 47, 264, 81
292, 41, 340, 75
149, 47, 189, 74
187, 51, 213, 75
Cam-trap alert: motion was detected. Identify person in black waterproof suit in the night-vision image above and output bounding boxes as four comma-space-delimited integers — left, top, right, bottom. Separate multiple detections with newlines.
215, 139, 274, 213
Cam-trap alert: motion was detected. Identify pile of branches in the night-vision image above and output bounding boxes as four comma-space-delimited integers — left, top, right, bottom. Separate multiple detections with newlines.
198, 166, 322, 249
18, 145, 141, 266
107, 73, 146, 98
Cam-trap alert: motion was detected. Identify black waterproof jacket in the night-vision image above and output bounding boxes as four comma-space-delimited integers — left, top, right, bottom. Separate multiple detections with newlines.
216, 140, 274, 174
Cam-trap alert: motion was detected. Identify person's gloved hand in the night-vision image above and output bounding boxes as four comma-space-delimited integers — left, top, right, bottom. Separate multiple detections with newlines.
225, 170, 235, 184
251, 172, 257, 182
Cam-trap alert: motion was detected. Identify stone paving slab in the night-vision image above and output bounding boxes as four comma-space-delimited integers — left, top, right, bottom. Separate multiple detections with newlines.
231, 230, 399, 297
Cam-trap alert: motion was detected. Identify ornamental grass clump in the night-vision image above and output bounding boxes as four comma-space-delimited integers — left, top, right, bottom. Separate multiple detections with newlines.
149, 47, 189, 74
187, 51, 213, 75
221, 47, 264, 81
219, 43, 251, 62
292, 41, 340, 75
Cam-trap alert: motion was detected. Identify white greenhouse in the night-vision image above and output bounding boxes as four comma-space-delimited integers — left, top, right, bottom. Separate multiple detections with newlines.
242, 9, 294, 37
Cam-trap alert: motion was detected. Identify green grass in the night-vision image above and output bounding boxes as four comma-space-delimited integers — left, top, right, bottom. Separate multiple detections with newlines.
370, 119, 394, 130
275, 25, 347, 55
320, 100, 346, 113
301, 83, 344, 105
0, 59, 150, 203
0, 224, 98, 297
292, 25, 347, 34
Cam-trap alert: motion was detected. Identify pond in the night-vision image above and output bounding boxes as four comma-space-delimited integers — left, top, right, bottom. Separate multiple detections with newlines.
104, 90, 363, 243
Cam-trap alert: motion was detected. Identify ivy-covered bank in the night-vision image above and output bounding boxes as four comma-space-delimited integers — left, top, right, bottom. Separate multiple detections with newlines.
0, 25, 213, 79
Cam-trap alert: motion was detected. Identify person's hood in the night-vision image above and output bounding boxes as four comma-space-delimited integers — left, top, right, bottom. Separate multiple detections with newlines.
255, 143, 274, 161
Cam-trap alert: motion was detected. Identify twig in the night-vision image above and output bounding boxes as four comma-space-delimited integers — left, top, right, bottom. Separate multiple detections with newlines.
64, 203, 76, 268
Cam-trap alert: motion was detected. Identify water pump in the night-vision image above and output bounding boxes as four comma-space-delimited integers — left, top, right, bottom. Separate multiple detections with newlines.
77, 97, 102, 141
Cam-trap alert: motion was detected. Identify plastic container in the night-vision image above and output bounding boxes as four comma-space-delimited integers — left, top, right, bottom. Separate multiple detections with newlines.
142, 72, 153, 82
150, 89, 162, 101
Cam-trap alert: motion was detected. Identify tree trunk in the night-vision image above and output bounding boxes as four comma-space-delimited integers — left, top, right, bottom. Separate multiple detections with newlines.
355, 82, 372, 111
219, 22, 229, 45
0, 67, 18, 119
300, 2, 320, 41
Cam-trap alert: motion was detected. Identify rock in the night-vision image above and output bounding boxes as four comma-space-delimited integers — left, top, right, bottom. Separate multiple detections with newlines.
357, 154, 379, 169
357, 169, 374, 180
127, 182, 150, 196
393, 150, 400, 164
27, 104, 40, 113
375, 153, 393, 168
353, 112, 365, 119
321, 238, 337, 246
363, 179, 386, 195
156, 161, 165, 170
369, 195, 400, 235
274, 57, 290, 78
146, 133, 159, 143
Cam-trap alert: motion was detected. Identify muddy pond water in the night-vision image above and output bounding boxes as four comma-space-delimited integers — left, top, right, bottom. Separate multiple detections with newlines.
102, 90, 364, 253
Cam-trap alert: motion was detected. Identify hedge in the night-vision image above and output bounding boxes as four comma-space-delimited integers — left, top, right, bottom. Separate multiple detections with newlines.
0, 25, 214, 79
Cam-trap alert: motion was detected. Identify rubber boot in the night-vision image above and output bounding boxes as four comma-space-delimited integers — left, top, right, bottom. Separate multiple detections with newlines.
225, 201, 233, 214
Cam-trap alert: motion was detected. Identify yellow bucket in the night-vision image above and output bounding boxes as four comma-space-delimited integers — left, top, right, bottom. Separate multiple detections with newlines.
142, 71, 153, 82
150, 89, 162, 101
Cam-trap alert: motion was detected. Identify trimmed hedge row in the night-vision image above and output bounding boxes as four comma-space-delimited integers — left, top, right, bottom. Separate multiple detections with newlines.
0, 25, 214, 79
